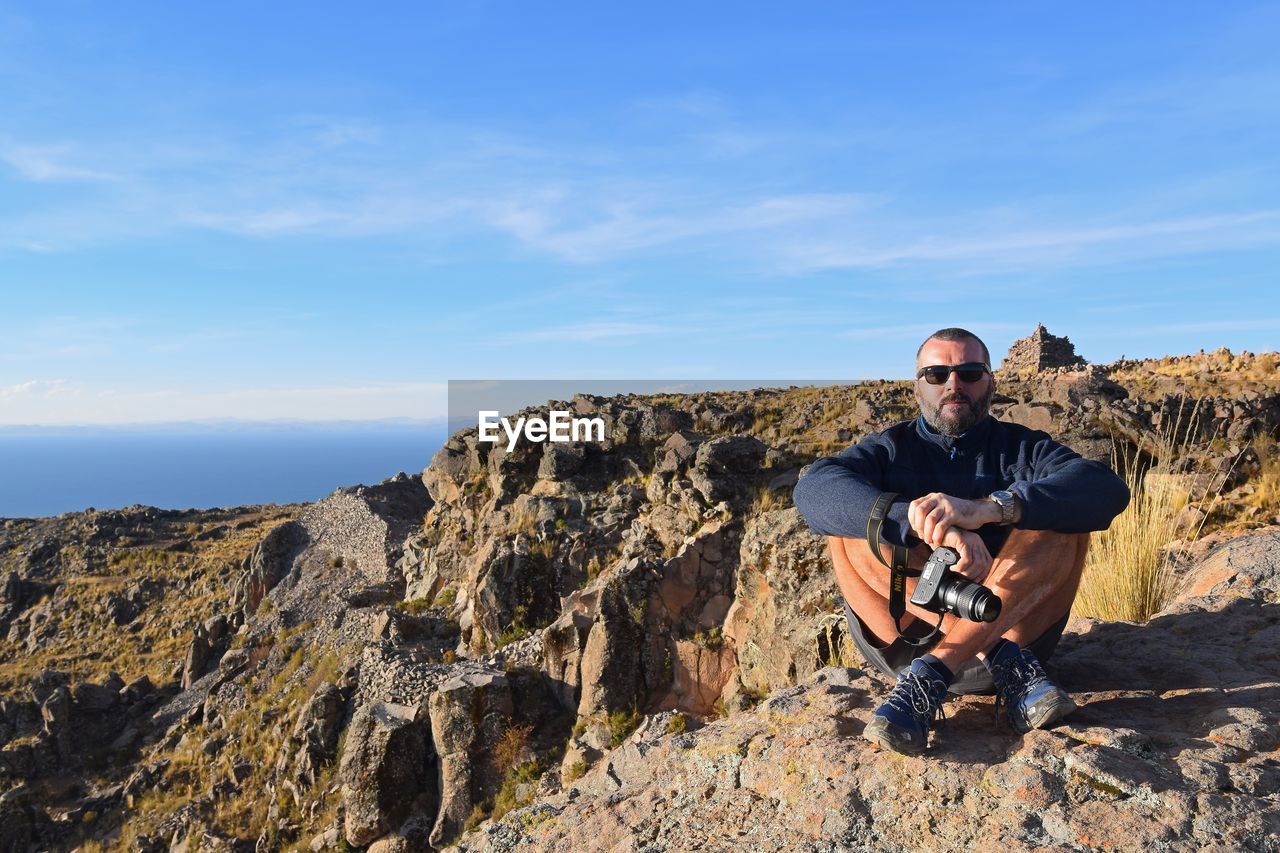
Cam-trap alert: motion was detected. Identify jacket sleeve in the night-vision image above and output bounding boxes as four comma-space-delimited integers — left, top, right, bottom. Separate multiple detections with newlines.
792, 439, 915, 546
1012, 436, 1131, 532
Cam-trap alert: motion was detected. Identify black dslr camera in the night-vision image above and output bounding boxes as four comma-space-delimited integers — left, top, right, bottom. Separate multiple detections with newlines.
910, 546, 1002, 623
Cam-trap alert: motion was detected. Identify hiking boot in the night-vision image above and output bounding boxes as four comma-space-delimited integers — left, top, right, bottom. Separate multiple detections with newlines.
863, 658, 949, 755
989, 647, 1076, 733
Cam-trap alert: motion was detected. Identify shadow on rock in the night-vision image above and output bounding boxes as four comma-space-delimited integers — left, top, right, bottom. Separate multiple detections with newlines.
1053, 597, 1280, 694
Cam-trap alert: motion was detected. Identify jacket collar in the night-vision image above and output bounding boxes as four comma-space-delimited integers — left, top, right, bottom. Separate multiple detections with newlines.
914, 413, 994, 452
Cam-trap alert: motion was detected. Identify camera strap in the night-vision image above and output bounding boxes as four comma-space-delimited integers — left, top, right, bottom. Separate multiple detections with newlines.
867, 492, 943, 647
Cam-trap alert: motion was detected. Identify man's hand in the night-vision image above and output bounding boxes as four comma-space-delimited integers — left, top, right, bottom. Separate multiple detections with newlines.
937, 527, 993, 584
908, 492, 999, 547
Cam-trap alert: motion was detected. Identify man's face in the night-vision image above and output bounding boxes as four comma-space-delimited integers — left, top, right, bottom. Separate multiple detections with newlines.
914, 337, 994, 436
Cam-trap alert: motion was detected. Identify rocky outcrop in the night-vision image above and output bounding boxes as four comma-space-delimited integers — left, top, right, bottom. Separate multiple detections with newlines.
461, 527, 1280, 851
0, 665, 160, 832
427, 669, 512, 846
0, 572, 55, 635
688, 435, 768, 505
277, 682, 349, 788
338, 702, 432, 847
180, 616, 225, 690
232, 519, 310, 621
573, 569, 649, 724
1175, 528, 1280, 600
100, 576, 162, 626
5, 342, 1280, 850
722, 508, 836, 706
232, 473, 431, 625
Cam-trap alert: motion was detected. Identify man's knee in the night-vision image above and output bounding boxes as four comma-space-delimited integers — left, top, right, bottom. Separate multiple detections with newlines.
999, 529, 1089, 567
1003, 528, 1089, 546
830, 533, 880, 561
828, 535, 930, 577
988, 530, 1090, 625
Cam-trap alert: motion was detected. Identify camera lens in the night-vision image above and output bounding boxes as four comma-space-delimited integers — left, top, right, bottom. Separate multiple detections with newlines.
941, 578, 1002, 623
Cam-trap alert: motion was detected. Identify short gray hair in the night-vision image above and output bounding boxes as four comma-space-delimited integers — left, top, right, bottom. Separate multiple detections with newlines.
916, 327, 991, 366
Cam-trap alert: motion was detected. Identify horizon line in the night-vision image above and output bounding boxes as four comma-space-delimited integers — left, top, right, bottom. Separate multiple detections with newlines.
0, 416, 450, 431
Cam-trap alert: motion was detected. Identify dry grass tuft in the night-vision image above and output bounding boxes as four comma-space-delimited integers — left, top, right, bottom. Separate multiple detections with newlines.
749, 483, 792, 514
1244, 436, 1280, 513
1074, 403, 1224, 622
493, 723, 534, 773
1072, 456, 1189, 622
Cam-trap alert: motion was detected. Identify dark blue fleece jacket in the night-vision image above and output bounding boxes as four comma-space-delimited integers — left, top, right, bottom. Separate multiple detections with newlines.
792, 415, 1130, 557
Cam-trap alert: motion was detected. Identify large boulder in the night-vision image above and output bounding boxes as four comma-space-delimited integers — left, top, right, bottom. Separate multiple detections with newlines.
180, 623, 215, 691
422, 435, 488, 505
427, 669, 513, 847
689, 435, 767, 505
338, 702, 432, 847
471, 538, 562, 654
1173, 528, 1280, 602
574, 572, 648, 727
233, 520, 310, 620
278, 682, 348, 787
723, 508, 835, 699
542, 599, 596, 712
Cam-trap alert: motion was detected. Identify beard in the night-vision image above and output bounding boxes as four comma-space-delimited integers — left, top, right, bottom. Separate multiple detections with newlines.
917, 382, 994, 437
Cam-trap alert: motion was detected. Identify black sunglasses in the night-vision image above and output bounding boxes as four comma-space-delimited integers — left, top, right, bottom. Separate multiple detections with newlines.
916, 362, 989, 385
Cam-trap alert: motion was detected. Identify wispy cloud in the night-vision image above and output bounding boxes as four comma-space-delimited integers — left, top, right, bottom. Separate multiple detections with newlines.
1092, 318, 1280, 336
4, 65, 1280, 278
1046, 66, 1280, 139
498, 321, 676, 345
781, 210, 1280, 273
0, 140, 121, 183
0, 113, 872, 264
10, 113, 1275, 276
0, 315, 139, 360
0, 378, 71, 399
484, 192, 868, 263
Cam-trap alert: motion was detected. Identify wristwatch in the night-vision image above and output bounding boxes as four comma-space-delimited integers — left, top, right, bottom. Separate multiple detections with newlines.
989, 490, 1018, 525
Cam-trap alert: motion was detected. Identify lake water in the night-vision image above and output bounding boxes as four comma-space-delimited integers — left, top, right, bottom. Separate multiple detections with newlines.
0, 422, 447, 519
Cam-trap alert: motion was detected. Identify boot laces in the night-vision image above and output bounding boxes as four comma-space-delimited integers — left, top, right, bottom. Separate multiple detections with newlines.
884, 669, 947, 726
991, 651, 1049, 720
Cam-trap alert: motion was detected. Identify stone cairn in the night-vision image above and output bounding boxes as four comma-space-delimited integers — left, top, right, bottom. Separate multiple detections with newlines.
999, 323, 1087, 373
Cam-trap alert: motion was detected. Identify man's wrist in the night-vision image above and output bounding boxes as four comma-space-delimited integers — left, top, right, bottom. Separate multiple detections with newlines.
986, 491, 1020, 525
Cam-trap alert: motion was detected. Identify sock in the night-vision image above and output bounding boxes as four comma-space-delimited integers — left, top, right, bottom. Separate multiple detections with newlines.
917, 654, 954, 687
981, 638, 1020, 670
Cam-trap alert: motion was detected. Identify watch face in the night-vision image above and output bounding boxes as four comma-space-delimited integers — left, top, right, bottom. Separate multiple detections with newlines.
992, 490, 1013, 503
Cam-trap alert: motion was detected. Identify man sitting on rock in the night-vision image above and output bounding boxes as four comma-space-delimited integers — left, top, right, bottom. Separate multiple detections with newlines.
793, 327, 1130, 755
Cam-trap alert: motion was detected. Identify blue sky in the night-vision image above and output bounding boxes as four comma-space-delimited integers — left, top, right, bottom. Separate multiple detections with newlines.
2, 2, 1277, 424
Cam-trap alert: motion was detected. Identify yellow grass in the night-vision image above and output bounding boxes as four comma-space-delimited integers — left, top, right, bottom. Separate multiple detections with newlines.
1072, 459, 1188, 622
1245, 436, 1280, 512
1074, 401, 1218, 622
749, 482, 792, 514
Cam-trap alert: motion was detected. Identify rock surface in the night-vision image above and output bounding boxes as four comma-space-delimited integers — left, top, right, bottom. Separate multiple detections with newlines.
460, 529, 1280, 851
427, 669, 512, 846
338, 701, 431, 847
